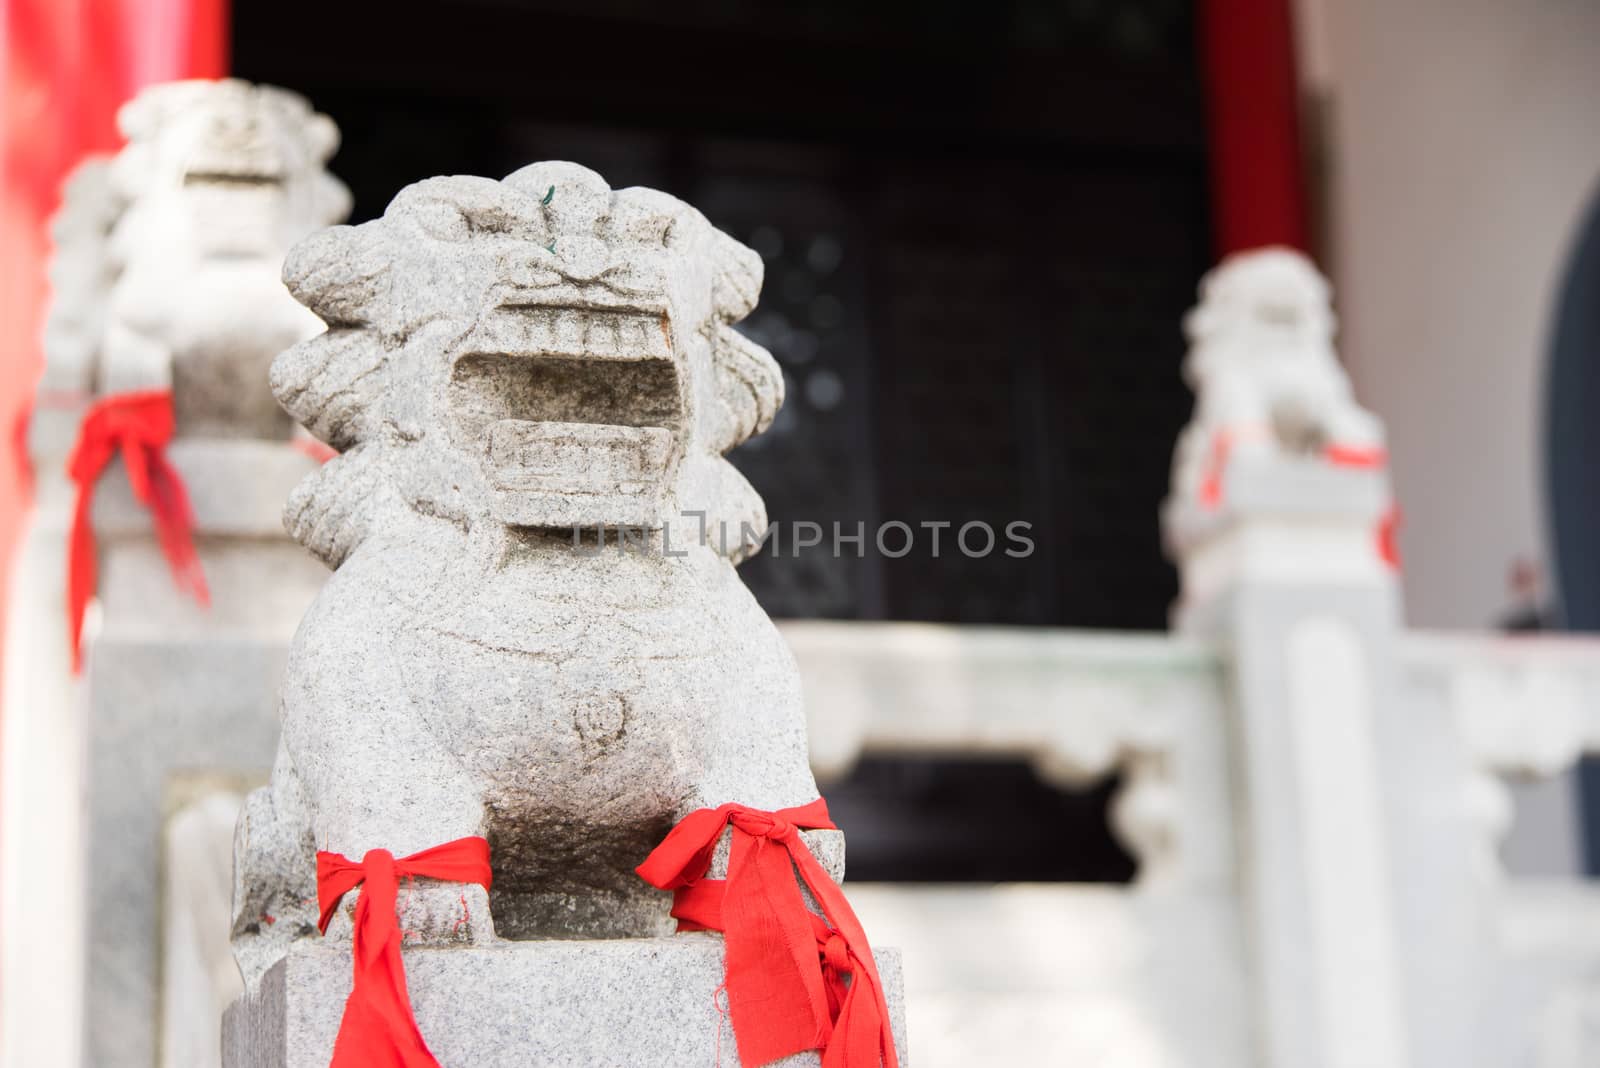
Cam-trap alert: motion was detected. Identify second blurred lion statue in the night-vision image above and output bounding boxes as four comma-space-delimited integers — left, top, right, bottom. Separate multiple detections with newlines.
102, 78, 350, 436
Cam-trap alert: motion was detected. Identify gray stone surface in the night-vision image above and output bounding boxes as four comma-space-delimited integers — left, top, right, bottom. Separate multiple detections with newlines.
84, 627, 311, 1068
234, 162, 825, 977
228, 162, 905, 1067
225, 937, 906, 1068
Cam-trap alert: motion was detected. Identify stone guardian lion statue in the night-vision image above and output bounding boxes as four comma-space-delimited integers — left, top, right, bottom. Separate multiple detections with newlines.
101, 78, 350, 429
232, 162, 827, 984
1171, 247, 1386, 505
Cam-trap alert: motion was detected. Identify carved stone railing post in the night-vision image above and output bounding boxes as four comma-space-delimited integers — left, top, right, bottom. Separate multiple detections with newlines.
787, 621, 1232, 893
1164, 248, 1443, 1068
224, 161, 905, 1066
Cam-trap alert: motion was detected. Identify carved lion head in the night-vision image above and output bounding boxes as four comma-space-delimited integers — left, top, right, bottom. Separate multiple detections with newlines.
1182, 246, 1337, 382
109, 79, 350, 261
272, 162, 783, 568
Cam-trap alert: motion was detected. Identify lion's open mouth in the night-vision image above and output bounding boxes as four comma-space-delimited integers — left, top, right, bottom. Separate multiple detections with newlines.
449, 307, 684, 528
182, 170, 285, 188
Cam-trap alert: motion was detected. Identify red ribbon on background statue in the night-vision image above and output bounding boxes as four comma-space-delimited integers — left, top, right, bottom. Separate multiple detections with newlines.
316, 837, 493, 1068
637, 800, 898, 1068
66, 389, 207, 671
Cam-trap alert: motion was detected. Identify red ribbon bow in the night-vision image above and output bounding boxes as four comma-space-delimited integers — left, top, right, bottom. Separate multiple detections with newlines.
316, 837, 493, 1068
66, 389, 207, 671
636, 801, 898, 1068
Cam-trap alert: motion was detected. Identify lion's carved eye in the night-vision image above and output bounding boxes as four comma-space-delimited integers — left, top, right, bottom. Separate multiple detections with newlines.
503, 266, 564, 290
597, 263, 658, 296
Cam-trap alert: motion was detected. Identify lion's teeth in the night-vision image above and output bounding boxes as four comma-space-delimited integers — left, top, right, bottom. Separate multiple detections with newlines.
553, 310, 583, 353
621, 316, 651, 356
476, 306, 672, 359
588, 313, 620, 356
520, 313, 553, 354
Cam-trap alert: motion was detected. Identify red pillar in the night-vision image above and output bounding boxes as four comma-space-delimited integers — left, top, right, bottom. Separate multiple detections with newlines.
0, 0, 229, 713
1197, 0, 1311, 257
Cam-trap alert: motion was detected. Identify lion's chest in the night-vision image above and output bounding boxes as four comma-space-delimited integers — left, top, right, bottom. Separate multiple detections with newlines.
356, 545, 795, 807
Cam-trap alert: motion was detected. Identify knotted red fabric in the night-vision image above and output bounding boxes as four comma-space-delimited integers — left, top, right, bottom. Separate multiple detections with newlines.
66, 389, 207, 671
636, 801, 898, 1068
1323, 443, 1387, 469
316, 837, 493, 1068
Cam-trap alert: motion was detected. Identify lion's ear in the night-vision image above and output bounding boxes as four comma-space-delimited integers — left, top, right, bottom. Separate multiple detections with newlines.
283, 224, 388, 327
107, 142, 152, 202
271, 328, 385, 453
314, 174, 353, 228
1182, 303, 1218, 346
707, 323, 783, 453
115, 90, 163, 142
107, 85, 175, 199
282, 445, 385, 569
305, 112, 340, 164
710, 233, 763, 325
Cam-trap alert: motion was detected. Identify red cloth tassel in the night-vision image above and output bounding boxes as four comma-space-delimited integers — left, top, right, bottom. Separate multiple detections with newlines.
316, 837, 493, 1068
12, 403, 34, 498
66, 389, 207, 671
637, 801, 898, 1068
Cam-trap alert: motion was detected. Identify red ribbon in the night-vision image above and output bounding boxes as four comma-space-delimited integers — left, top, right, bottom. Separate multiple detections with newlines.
1377, 503, 1402, 571
636, 801, 898, 1068
1198, 425, 1269, 508
1324, 442, 1387, 469
66, 389, 207, 671
1199, 427, 1388, 509
316, 837, 493, 1068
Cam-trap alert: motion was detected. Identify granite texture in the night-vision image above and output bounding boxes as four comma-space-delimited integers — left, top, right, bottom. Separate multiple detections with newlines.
232, 163, 827, 986
224, 936, 906, 1068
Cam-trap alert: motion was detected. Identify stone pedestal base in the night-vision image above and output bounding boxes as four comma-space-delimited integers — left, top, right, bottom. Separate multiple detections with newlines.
85, 633, 298, 1068
224, 934, 907, 1067
82, 440, 327, 1068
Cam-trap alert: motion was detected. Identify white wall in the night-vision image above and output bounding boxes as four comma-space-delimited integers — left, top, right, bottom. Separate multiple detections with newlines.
1297, 0, 1600, 877
1303, 0, 1600, 630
